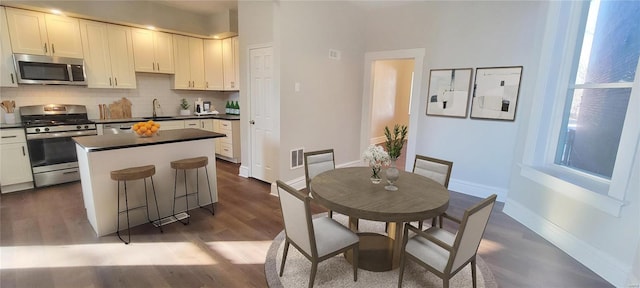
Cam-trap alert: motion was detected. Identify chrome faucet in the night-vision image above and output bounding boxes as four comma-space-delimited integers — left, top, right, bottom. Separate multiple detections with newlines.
152, 98, 159, 117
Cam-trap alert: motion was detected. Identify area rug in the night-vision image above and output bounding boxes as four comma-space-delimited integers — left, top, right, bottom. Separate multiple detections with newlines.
265, 214, 497, 287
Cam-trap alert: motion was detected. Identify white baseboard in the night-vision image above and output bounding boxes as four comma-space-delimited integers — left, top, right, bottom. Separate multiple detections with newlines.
370, 136, 386, 145
239, 165, 249, 178
448, 178, 507, 202
503, 199, 628, 287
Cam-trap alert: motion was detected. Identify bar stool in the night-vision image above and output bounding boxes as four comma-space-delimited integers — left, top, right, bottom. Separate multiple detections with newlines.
171, 156, 215, 225
111, 165, 163, 244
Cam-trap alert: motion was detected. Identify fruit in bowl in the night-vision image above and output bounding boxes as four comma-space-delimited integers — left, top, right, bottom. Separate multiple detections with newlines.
133, 120, 160, 137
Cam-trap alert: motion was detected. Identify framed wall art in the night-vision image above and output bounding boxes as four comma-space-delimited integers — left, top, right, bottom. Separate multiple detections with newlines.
426, 68, 473, 118
470, 66, 523, 121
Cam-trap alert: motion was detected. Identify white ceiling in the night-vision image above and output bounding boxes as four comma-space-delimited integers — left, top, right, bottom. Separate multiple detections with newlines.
152, 0, 238, 16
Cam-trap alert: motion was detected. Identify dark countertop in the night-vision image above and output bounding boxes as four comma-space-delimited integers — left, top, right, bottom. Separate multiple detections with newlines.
92, 114, 240, 124
73, 128, 225, 152
0, 123, 24, 129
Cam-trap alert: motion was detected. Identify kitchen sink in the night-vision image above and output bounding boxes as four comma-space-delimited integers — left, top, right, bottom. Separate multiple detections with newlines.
142, 116, 175, 120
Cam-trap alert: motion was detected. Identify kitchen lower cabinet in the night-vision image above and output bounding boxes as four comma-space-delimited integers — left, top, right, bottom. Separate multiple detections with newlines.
184, 119, 214, 131
0, 129, 34, 193
159, 120, 184, 130
213, 120, 240, 163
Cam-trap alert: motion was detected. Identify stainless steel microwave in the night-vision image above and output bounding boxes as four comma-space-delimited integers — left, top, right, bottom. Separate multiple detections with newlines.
13, 54, 87, 85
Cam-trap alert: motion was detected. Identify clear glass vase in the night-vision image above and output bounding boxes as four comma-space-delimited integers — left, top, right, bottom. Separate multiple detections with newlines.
385, 159, 400, 191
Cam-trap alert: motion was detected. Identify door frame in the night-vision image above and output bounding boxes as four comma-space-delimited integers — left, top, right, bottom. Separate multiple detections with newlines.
360, 48, 425, 172
242, 42, 277, 181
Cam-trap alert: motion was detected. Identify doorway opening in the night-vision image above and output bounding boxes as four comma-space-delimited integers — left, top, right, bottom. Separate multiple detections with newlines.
360, 49, 425, 172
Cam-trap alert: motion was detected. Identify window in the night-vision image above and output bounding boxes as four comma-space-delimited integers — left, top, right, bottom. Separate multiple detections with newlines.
555, 0, 640, 180
520, 0, 639, 216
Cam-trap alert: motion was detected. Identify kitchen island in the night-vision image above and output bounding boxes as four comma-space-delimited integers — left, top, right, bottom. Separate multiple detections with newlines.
73, 128, 225, 237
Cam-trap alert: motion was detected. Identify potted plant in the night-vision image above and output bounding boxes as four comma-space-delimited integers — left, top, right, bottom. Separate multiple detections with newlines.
179, 98, 190, 116
383, 124, 407, 191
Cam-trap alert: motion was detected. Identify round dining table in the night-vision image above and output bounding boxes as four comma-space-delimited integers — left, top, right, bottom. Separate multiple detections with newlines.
310, 166, 449, 272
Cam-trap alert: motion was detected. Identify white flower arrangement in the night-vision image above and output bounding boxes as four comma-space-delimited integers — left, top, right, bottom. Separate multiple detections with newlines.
363, 144, 390, 180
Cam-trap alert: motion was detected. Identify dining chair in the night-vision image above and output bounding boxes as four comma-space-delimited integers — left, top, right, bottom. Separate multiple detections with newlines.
398, 194, 497, 288
413, 155, 453, 229
304, 149, 342, 220
276, 180, 359, 288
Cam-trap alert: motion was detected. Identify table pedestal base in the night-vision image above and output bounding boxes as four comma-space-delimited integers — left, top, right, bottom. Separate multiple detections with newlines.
345, 232, 397, 272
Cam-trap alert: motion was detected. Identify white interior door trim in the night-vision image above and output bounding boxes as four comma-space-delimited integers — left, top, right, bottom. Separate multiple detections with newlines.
360, 48, 425, 172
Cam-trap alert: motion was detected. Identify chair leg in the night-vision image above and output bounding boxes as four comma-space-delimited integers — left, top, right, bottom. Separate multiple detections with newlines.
439, 215, 444, 228
279, 240, 290, 277
328, 210, 333, 218
308, 261, 318, 288
471, 259, 477, 288
418, 221, 423, 230
353, 244, 358, 282
398, 251, 406, 288
150, 176, 163, 233
431, 217, 437, 227
183, 169, 190, 225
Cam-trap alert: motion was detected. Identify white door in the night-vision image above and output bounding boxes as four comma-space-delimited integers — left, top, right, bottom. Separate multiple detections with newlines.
249, 46, 275, 182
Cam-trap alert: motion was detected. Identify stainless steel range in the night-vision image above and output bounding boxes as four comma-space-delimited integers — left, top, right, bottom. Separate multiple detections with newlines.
20, 104, 97, 187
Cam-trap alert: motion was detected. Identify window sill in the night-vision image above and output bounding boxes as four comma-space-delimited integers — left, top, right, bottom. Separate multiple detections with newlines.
518, 164, 625, 217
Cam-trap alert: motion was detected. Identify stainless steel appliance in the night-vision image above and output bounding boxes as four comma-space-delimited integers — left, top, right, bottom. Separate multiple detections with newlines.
102, 122, 137, 134
20, 104, 97, 187
13, 54, 87, 85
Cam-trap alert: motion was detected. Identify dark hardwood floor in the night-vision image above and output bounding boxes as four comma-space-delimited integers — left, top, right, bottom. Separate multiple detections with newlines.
0, 160, 612, 287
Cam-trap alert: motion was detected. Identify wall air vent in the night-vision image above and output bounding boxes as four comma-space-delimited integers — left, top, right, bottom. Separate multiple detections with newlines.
290, 148, 304, 169
328, 49, 341, 60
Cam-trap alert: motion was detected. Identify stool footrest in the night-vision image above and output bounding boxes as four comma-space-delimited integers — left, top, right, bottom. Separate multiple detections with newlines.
118, 204, 147, 214
152, 213, 190, 227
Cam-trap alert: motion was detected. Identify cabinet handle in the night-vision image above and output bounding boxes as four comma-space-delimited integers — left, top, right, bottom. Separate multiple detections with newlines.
10, 73, 14, 84
206, 82, 208, 88
114, 78, 118, 86
52, 43, 55, 54
153, 62, 155, 70
62, 171, 78, 175
22, 146, 25, 156
44, 43, 48, 53
1, 135, 17, 139
109, 77, 112, 86
157, 63, 160, 70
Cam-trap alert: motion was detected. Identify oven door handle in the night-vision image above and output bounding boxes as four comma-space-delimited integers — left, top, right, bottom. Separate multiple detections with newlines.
26, 130, 97, 140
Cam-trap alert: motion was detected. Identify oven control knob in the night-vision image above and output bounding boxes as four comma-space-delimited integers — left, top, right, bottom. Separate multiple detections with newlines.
77, 125, 81, 129
35, 128, 41, 132
44, 128, 50, 132
84, 125, 89, 129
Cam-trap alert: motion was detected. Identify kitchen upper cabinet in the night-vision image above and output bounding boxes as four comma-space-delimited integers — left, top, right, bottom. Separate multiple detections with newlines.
0, 7, 17, 87
5, 7, 83, 58
222, 37, 239, 91
173, 35, 205, 90
0, 129, 34, 193
131, 28, 174, 74
204, 39, 224, 91
80, 20, 136, 89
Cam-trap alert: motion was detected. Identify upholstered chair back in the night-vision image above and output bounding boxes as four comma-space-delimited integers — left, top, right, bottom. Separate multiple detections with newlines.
277, 181, 314, 256
304, 149, 335, 190
413, 155, 453, 188
449, 194, 497, 272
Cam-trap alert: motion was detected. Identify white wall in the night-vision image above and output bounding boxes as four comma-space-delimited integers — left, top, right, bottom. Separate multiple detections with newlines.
276, 2, 366, 181
364, 1, 548, 199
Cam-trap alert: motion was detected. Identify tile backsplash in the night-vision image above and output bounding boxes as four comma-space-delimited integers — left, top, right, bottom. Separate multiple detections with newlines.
0, 73, 239, 122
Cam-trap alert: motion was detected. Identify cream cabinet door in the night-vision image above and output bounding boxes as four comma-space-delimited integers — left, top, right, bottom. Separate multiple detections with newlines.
0, 8, 17, 87
173, 35, 204, 90
81, 21, 136, 89
204, 39, 224, 90
132, 29, 174, 74
222, 37, 237, 90
153, 31, 174, 73
159, 120, 185, 130
107, 25, 136, 88
232, 37, 240, 89
5, 7, 48, 55
44, 14, 83, 58
80, 20, 112, 88
173, 35, 192, 89
0, 129, 33, 188
189, 37, 205, 89
6, 8, 83, 58
131, 28, 155, 72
